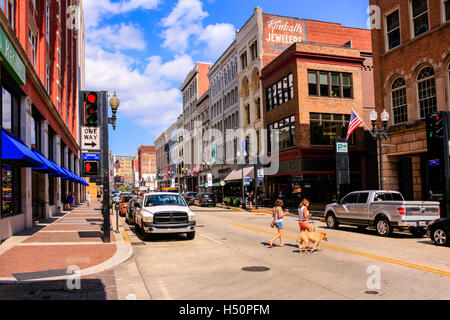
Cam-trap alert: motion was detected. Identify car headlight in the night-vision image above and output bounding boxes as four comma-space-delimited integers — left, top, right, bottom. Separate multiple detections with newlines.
142, 217, 153, 223
188, 215, 196, 221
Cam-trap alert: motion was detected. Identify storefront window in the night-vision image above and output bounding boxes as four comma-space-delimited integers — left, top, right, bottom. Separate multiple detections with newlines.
310, 113, 356, 146
2, 87, 20, 136
2, 168, 21, 218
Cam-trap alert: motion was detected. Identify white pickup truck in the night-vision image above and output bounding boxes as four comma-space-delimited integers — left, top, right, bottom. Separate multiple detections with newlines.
324, 190, 441, 237
134, 193, 196, 240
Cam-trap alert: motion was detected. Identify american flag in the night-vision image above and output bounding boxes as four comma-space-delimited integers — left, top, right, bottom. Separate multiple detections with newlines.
346, 109, 363, 141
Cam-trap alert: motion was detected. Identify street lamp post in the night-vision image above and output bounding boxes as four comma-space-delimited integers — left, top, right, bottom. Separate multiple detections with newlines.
237, 150, 247, 209
370, 109, 390, 191
108, 92, 120, 235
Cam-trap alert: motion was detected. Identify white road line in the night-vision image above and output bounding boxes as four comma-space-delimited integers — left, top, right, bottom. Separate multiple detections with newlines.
200, 234, 223, 245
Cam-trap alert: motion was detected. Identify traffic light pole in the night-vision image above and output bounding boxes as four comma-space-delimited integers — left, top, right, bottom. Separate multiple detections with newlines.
100, 91, 111, 243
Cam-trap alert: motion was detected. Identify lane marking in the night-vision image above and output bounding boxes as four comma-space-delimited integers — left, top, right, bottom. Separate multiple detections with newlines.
200, 234, 223, 245
229, 223, 450, 278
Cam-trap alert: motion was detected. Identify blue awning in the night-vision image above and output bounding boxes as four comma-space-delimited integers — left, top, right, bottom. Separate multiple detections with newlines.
1, 128, 44, 168
31, 148, 60, 174
60, 167, 74, 181
47, 160, 66, 178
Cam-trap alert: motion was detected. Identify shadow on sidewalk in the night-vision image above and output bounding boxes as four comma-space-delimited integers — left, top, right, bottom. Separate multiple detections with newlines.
0, 275, 116, 300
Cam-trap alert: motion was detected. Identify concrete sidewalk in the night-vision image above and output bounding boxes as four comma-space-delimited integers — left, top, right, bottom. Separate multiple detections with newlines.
0, 200, 133, 283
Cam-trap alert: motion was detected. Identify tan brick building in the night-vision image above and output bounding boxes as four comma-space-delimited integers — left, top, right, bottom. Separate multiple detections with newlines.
137, 145, 156, 191
370, 0, 450, 200
262, 41, 377, 206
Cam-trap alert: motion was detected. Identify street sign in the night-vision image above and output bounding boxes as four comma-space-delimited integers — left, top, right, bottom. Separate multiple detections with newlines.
82, 152, 101, 161
244, 176, 251, 187
207, 173, 213, 186
336, 142, 348, 153
81, 126, 101, 151
257, 168, 264, 178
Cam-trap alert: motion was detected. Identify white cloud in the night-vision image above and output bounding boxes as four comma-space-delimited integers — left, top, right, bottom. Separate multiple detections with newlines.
88, 23, 146, 51
161, 0, 236, 58
198, 23, 236, 58
85, 45, 187, 129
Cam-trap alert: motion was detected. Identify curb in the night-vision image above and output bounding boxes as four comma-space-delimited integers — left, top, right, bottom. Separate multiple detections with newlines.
0, 211, 134, 284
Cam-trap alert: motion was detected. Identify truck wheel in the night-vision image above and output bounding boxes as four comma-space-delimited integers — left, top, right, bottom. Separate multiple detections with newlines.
326, 213, 339, 229
375, 217, 393, 237
186, 231, 195, 240
431, 228, 449, 246
409, 227, 427, 238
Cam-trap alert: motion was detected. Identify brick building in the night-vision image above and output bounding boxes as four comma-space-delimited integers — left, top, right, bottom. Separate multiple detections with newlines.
1, 0, 85, 241
261, 41, 377, 206
137, 145, 156, 191
370, 0, 450, 200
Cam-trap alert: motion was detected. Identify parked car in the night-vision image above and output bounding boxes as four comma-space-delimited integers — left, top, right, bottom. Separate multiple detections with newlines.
119, 195, 133, 217
193, 193, 217, 207
324, 190, 441, 237
427, 218, 450, 246
134, 193, 196, 240
125, 197, 139, 225
183, 192, 197, 205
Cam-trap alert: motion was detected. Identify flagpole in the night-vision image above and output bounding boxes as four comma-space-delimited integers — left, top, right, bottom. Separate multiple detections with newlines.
353, 109, 375, 138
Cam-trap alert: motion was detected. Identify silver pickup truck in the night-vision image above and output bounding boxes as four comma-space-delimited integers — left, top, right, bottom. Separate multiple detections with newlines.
324, 190, 441, 237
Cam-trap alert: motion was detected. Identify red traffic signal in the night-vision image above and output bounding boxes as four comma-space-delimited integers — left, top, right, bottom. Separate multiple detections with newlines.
85, 92, 98, 126
83, 160, 99, 176
87, 93, 97, 103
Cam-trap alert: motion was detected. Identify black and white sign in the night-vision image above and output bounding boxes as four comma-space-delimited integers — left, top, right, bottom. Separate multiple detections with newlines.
81, 126, 101, 151
207, 173, 213, 187
257, 168, 265, 178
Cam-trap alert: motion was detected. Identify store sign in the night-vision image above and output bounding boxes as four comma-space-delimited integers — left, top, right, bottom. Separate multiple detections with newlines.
264, 14, 307, 47
0, 27, 26, 85
207, 173, 213, 187
244, 177, 251, 187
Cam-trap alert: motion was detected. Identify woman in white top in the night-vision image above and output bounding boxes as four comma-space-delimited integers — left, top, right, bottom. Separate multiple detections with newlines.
269, 199, 289, 248
298, 198, 313, 232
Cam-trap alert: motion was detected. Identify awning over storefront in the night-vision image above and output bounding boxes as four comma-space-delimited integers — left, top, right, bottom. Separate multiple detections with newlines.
224, 166, 254, 182
47, 160, 67, 178
1, 128, 44, 168
31, 148, 60, 175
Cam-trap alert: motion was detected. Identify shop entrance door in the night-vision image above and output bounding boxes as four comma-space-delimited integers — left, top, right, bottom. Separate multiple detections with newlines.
398, 157, 413, 200
32, 172, 45, 222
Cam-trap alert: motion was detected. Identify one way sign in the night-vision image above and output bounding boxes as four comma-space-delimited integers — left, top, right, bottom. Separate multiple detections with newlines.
81, 126, 101, 151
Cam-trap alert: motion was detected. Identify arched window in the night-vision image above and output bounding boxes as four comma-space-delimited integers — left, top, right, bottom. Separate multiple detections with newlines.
391, 78, 408, 124
417, 66, 437, 118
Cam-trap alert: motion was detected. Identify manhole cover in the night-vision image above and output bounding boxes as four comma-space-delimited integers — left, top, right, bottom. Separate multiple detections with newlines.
241, 266, 270, 272
364, 290, 383, 296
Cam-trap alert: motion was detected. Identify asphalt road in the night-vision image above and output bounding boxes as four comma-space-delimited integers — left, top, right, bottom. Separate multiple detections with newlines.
116, 206, 450, 300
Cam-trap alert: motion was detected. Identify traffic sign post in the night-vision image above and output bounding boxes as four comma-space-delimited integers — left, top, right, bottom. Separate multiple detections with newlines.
79, 91, 111, 242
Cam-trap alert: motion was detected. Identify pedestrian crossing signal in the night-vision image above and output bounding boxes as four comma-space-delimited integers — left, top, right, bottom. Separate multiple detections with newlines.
83, 160, 99, 176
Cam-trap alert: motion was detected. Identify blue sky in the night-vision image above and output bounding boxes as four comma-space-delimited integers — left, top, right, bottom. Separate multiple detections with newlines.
83, 0, 370, 156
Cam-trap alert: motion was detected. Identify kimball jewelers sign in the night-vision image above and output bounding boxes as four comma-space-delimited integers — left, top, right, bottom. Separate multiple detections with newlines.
0, 26, 26, 85
264, 17, 307, 46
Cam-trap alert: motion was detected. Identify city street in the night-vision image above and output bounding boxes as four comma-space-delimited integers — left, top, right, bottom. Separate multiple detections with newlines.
115, 206, 450, 300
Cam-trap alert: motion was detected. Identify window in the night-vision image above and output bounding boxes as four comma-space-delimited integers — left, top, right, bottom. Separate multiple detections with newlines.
310, 113, 356, 146
357, 193, 369, 203
308, 71, 318, 96
250, 41, 258, 60
46, 1, 50, 43
46, 64, 51, 94
255, 98, 261, 120
391, 78, 408, 124
411, 0, 429, 37
2, 167, 21, 218
266, 73, 294, 111
308, 70, 353, 99
2, 87, 20, 137
320, 72, 330, 97
268, 115, 296, 151
241, 51, 248, 69
29, 29, 37, 68
6, 0, 15, 30
386, 10, 401, 50
445, 0, 450, 21
331, 73, 341, 98
245, 105, 250, 125
342, 193, 358, 204
417, 66, 437, 118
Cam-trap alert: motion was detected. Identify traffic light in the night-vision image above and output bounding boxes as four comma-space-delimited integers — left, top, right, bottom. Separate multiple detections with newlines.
426, 112, 449, 160
83, 160, 99, 176
85, 92, 98, 126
